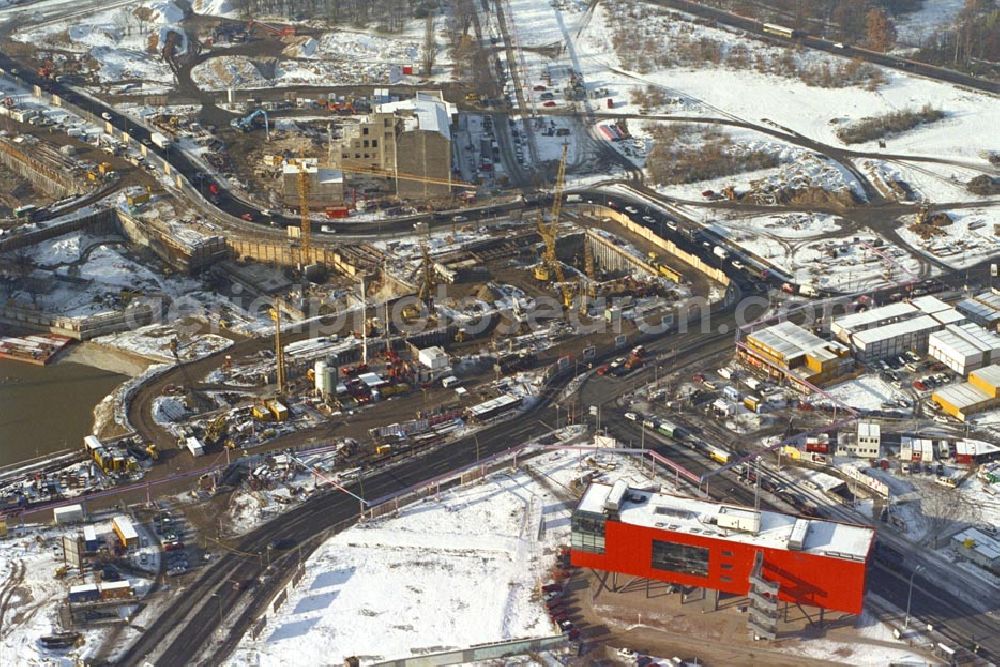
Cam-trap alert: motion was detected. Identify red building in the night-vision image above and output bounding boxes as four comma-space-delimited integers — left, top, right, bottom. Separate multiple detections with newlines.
570, 482, 874, 614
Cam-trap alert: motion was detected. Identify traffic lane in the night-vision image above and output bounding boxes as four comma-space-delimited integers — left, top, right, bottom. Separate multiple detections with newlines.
870, 562, 1000, 659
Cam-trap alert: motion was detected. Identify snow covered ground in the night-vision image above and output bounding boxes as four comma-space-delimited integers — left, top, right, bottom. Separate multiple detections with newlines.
12, 2, 184, 90
0, 521, 152, 664
566, 0, 999, 167
228, 445, 671, 666
897, 206, 1000, 270
94, 323, 232, 362
816, 374, 912, 414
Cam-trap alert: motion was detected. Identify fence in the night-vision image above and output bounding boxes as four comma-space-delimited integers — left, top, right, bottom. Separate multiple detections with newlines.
371, 634, 569, 667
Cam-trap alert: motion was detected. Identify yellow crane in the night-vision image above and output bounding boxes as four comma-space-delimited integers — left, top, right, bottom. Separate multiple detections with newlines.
297, 159, 312, 265
535, 144, 573, 310
270, 298, 286, 395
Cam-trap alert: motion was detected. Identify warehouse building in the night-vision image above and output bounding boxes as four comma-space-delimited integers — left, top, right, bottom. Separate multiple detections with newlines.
571, 482, 874, 614
957, 292, 1000, 331
831, 303, 919, 343
850, 315, 942, 363
931, 365, 1000, 421
832, 298, 965, 346
928, 323, 1000, 375
739, 321, 853, 392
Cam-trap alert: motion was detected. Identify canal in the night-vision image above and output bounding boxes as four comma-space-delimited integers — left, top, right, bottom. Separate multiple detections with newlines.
0, 358, 127, 467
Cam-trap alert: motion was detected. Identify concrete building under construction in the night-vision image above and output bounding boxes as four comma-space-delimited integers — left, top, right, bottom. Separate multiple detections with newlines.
336, 91, 454, 201
281, 158, 344, 210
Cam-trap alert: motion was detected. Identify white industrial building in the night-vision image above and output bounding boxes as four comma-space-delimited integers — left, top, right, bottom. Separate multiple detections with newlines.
831, 303, 918, 343
837, 421, 881, 459
928, 323, 1000, 375
417, 346, 449, 370
850, 315, 943, 362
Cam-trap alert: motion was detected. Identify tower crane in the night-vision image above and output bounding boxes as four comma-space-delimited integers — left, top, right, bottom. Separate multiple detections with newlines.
270, 299, 287, 396
297, 158, 312, 266
534, 144, 573, 311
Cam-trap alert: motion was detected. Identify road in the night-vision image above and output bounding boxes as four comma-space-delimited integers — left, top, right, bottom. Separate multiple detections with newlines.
119, 300, 745, 664
645, 0, 999, 96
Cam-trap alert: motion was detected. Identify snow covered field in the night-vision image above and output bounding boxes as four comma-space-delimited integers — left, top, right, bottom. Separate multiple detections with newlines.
898, 206, 1000, 270
228, 446, 670, 666
816, 374, 912, 414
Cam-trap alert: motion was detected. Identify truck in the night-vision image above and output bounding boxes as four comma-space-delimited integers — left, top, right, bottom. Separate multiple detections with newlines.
565, 194, 582, 203
745, 377, 763, 391
150, 131, 171, 150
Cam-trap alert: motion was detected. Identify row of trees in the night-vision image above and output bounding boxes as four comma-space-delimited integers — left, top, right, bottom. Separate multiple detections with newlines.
233, 0, 427, 33
835, 104, 945, 143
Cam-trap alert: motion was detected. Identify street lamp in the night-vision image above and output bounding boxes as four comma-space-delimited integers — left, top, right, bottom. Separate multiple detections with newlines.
904, 564, 925, 630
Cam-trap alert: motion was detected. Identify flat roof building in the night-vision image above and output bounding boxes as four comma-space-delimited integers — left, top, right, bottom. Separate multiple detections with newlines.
928, 323, 1000, 375
932, 382, 997, 421
851, 315, 942, 362
570, 482, 874, 614
740, 321, 852, 392
951, 527, 1000, 574
831, 303, 918, 343
957, 293, 1000, 331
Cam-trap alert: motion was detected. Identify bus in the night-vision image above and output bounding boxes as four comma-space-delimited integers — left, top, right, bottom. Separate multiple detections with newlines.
707, 445, 732, 465
762, 23, 798, 39
13, 204, 38, 219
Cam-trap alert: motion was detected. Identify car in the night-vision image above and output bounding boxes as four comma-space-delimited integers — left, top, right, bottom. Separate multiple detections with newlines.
912, 380, 927, 391
617, 648, 637, 658
624, 412, 638, 421
452, 215, 468, 222
139, 553, 148, 564
596, 364, 610, 376
241, 213, 253, 222
268, 537, 297, 550
541, 582, 563, 594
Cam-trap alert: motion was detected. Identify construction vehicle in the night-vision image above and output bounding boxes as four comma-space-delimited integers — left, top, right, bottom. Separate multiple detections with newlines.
37, 58, 56, 79
98, 161, 113, 176
54, 565, 68, 579
125, 186, 151, 207
246, 19, 296, 38
204, 414, 228, 447
230, 109, 270, 139
536, 144, 574, 311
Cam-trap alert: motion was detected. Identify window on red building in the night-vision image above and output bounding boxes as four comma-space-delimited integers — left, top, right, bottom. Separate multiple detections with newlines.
570, 512, 605, 553
651, 539, 709, 577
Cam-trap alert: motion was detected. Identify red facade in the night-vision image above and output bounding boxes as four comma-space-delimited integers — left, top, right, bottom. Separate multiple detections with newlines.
571, 519, 871, 614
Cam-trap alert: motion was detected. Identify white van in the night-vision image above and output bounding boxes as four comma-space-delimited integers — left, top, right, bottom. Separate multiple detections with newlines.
441, 375, 459, 388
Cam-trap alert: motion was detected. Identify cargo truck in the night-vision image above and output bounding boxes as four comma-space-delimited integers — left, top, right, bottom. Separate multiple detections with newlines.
150, 131, 171, 149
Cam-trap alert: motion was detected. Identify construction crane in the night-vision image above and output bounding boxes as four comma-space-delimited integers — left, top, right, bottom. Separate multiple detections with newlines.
336, 163, 476, 190
581, 230, 596, 315
417, 222, 435, 308
535, 144, 573, 310
297, 158, 312, 265
270, 299, 287, 396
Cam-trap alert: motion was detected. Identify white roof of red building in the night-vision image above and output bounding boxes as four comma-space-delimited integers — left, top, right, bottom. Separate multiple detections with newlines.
956, 439, 1000, 457
577, 482, 874, 562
